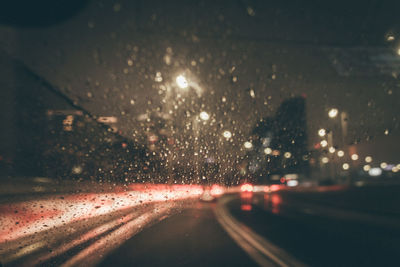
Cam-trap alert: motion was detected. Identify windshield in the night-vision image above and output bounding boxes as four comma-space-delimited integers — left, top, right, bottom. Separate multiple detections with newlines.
0, 1, 399, 266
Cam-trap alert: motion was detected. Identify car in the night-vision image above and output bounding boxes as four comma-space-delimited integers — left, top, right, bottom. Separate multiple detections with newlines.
200, 184, 225, 202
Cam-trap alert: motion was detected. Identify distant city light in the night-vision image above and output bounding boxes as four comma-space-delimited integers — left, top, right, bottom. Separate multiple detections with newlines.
72, 165, 82, 174
154, 72, 163, 82
328, 147, 335, 153
287, 180, 299, 187
337, 150, 344, 157
223, 130, 232, 139
363, 165, 371, 171
351, 154, 359, 161
380, 162, 387, 169
328, 108, 338, 118
387, 34, 395, 42
176, 75, 188, 89
264, 147, 272, 155
272, 150, 280, 156
244, 141, 253, 149
369, 167, 382, 176
249, 89, 255, 98
320, 140, 328, 147
321, 157, 329, 164
397, 48, 400, 56
284, 152, 292, 158
199, 111, 210, 121
318, 128, 326, 137
365, 156, 372, 163
392, 166, 399, 173
342, 163, 350, 170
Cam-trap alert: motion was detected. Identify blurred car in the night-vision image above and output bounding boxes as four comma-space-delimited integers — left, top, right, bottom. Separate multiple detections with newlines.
200, 184, 225, 202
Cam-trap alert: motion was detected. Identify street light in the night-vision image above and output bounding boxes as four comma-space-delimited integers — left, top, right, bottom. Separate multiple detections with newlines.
342, 163, 350, 170
320, 140, 328, 147
318, 128, 326, 137
351, 154, 359, 161
337, 150, 344, 157
328, 108, 338, 118
176, 75, 188, 89
328, 147, 335, 153
365, 156, 372, 163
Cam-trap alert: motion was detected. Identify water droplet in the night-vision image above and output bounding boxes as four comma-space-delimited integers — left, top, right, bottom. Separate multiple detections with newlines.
113, 3, 121, 12
247, 6, 255, 16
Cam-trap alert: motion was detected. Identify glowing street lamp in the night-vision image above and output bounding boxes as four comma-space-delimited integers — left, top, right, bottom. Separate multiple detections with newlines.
337, 150, 344, 157
328, 108, 338, 118
365, 156, 372, 163
176, 75, 188, 89
318, 128, 326, 137
320, 140, 328, 147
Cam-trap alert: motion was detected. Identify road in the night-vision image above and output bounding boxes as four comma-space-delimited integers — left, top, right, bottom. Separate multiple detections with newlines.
100, 185, 400, 267
1, 184, 400, 266
99, 202, 256, 267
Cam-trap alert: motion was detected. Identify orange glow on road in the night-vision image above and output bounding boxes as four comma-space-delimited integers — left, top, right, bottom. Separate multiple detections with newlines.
241, 204, 252, 211
271, 194, 282, 214
269, 184, 281, 192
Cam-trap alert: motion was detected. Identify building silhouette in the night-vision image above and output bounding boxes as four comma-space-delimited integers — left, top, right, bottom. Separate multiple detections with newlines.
247, 97, 310, 183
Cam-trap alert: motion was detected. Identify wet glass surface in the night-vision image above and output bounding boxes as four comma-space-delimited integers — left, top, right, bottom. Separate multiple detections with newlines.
0, 1, 399, 266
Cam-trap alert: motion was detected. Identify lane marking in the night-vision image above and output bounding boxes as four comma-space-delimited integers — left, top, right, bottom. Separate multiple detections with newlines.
215, 196, 307, 267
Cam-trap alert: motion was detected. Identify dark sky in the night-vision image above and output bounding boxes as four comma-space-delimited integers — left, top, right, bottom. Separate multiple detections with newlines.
0, 0, 399, 161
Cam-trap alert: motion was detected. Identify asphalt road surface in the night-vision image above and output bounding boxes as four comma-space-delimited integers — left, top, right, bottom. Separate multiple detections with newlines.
2, 185, 400, 267
100, 185, 400, 267
99, 201, 257, 267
